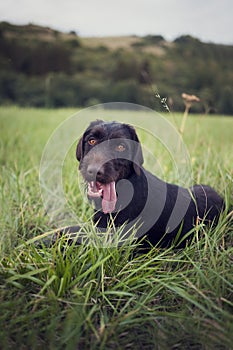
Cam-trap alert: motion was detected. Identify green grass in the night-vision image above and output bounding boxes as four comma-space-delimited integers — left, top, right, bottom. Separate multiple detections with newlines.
0, 106, 233, 349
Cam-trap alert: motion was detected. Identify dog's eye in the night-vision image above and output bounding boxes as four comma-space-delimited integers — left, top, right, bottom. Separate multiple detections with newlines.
88, 138, 97, 146
116, 144, 125, 152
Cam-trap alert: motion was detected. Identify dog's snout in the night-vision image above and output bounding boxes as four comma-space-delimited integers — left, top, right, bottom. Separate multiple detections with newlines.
87, 164, 104, 179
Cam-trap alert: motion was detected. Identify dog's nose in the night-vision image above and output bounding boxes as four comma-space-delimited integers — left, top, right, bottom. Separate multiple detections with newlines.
87, 165, 104, 179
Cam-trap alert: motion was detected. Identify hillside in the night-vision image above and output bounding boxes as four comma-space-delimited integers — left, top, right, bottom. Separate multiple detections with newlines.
82, 35, 171, 55
0, 22, 232, 114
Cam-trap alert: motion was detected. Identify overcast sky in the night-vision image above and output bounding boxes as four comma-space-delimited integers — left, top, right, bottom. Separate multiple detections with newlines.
0, 0, 232, 44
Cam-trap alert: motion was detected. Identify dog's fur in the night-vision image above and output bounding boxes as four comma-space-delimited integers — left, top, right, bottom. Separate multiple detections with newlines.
75, 120, 224, 248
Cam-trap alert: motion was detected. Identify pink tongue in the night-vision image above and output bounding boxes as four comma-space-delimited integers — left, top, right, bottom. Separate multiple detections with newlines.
101, 181, 117, 214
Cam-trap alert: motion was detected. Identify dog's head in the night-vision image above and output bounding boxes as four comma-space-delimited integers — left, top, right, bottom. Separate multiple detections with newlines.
76, 120, 144, 213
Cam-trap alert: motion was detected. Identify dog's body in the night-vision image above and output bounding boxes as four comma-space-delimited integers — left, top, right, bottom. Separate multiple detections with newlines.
76, 120, 224, 248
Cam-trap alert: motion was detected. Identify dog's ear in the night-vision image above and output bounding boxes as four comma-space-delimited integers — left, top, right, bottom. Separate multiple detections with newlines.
127, 125, 144, 176
76, 137, 83, 161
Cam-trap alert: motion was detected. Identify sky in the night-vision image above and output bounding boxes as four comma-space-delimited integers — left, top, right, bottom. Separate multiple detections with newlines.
0, 0, 232, 44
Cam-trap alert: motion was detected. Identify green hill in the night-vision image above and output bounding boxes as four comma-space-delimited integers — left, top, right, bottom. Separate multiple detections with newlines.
0, 22, 232, 114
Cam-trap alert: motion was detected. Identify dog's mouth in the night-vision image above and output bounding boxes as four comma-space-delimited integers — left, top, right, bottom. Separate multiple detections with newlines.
88, 181, 117, 214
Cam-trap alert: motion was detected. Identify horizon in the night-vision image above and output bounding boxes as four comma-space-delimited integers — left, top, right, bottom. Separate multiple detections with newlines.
1, 20, 232, 47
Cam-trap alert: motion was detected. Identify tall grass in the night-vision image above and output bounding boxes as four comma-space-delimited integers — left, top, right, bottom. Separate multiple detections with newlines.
0, 107, 233, 349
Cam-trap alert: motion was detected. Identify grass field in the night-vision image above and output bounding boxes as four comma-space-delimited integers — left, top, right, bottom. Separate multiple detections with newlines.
0, 106, 233, 349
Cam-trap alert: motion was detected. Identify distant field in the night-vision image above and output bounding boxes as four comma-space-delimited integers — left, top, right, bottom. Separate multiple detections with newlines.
0, 106, 233, 349
82, 35, 169, 55
82, 36, 142, 50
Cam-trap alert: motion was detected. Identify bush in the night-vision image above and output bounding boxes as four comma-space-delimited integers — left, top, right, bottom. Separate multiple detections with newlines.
217, 86, 233, 114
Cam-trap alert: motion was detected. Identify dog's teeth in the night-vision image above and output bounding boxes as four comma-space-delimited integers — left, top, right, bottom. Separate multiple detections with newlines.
87, 181, 103, 198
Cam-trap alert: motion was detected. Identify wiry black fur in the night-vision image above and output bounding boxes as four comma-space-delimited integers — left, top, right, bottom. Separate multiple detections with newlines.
76, 120, 225, 248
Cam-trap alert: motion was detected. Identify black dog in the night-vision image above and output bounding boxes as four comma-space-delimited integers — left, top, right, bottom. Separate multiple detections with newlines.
75, 120, 224, 248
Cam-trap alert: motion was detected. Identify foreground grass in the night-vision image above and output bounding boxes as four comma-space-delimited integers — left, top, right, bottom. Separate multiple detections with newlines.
0, 107, 233, 349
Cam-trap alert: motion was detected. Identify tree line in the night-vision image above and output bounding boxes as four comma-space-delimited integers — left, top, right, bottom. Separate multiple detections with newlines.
0, 22, 233, 114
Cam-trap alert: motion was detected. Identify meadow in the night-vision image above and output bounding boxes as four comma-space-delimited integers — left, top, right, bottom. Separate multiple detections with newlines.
0, 106, 233, 349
